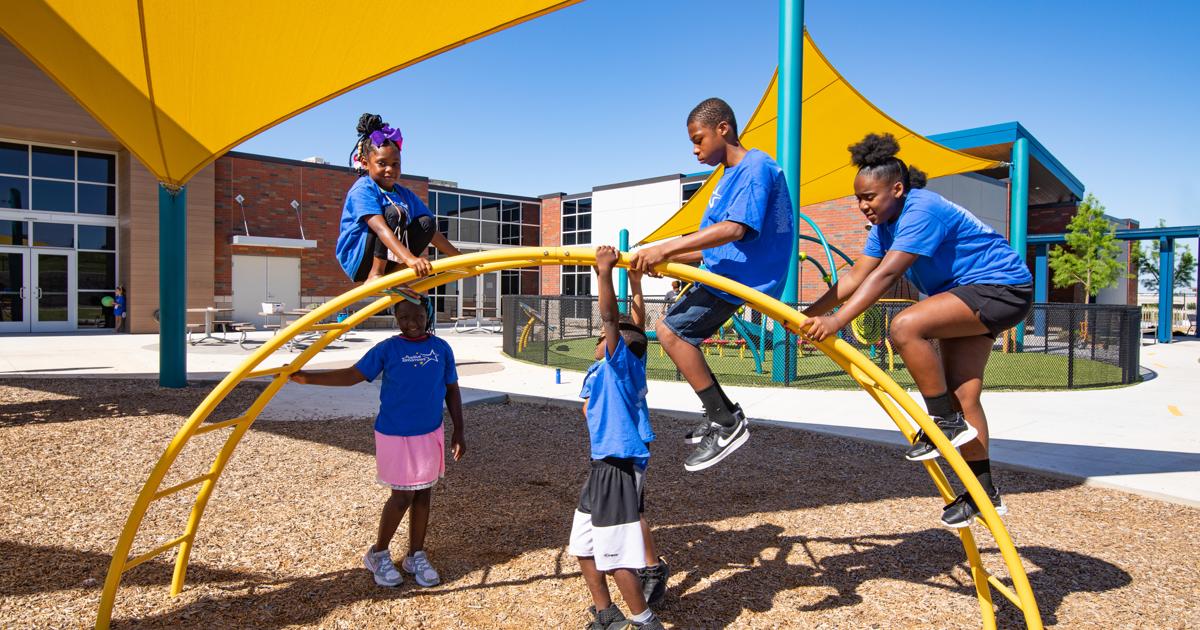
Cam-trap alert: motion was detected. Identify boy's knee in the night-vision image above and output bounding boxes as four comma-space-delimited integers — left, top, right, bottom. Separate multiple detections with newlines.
655, 319, 676, 343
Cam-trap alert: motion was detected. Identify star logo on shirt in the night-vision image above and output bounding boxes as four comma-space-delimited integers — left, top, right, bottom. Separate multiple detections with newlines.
401, 350, 439, 367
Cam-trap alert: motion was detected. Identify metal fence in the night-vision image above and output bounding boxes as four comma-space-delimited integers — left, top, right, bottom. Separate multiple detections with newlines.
503, 295, 1142, 390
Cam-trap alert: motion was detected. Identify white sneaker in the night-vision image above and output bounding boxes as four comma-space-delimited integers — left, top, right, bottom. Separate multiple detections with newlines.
402, 550, 441, 587
363, 546, 403, 587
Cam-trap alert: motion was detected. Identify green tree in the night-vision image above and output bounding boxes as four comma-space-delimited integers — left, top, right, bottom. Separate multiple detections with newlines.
1130, 220, 1197, 292
1048, 194, 1124, 303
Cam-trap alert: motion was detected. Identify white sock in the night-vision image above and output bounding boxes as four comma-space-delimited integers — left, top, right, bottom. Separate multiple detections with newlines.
629, 608, 654, 624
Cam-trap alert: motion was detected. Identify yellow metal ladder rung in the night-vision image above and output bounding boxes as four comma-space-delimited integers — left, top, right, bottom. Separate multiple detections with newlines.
245, 366, 290, 380
123, 533, 192, 572
307, 323, 345, 331
152, 473, 215, 501
193, 415, 249, 436
986, 573, 1024, 608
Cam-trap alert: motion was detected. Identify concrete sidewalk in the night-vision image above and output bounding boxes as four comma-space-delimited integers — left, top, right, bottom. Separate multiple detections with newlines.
1, 328, 1198, 506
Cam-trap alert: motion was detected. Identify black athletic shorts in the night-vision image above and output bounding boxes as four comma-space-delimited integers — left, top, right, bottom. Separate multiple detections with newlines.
948, 283, 1034, 339
353, 211, 438, 282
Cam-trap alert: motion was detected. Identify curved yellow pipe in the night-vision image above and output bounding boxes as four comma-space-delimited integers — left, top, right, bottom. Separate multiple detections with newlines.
96, 248, 1042, 629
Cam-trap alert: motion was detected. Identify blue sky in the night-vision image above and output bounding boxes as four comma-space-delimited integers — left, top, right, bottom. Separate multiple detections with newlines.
236, 0, 1199, 237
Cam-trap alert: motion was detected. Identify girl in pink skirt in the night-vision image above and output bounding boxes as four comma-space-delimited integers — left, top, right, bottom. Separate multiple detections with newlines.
291, 297, 465, 587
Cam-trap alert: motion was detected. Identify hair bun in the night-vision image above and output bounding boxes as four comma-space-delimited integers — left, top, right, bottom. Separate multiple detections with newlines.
908, 166, 928, 189
356, 113, 385, 136
848, 132, 900, 169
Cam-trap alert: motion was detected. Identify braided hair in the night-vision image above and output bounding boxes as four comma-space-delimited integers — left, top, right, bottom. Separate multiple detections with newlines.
848, 133, 927, 191
349, 113, 400, 176
392, 294, 438, 336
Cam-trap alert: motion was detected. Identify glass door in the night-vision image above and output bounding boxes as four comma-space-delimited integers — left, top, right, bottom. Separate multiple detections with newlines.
480, 271, 500, 320
0, 247, 29, 332
32, 249, 75, 332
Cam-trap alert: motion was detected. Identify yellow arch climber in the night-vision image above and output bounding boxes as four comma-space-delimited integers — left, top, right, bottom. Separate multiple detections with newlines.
97, 248, 1043, 629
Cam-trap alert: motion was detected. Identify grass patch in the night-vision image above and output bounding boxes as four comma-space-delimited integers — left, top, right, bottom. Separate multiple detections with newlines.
513, 337, 1127, 390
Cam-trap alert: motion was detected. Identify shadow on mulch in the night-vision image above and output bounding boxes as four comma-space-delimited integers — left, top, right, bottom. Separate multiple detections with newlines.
0, 378, 266, 429
0, 540, 260, 596
655, 524, 1130, 628
0, 381, 1138, 627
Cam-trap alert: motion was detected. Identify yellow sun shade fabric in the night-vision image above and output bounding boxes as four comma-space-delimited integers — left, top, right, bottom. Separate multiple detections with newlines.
638, 31, 1001, 245
0, 1, 579, 187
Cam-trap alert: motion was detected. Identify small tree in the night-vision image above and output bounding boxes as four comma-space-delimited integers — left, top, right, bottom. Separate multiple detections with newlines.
1131, 220, 1197, 293
1048, 194, 1124, 303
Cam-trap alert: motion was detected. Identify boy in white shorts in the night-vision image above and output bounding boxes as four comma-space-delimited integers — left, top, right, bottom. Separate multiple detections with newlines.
569, 246, 665, 630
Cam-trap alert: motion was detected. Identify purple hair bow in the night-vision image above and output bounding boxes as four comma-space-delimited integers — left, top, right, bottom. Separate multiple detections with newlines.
369, 125, 403, 150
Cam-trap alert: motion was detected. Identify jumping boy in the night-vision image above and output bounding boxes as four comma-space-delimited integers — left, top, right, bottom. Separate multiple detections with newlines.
570, 245, 666, 630
630, 97, 794, 471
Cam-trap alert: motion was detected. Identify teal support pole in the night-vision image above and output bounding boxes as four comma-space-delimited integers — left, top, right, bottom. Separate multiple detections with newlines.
618, 229, 629, 315
1009, 137, 1029, 349
772, 0, 803, 383
1034, 243, 1048, 336
1158, 236, 1174, 344
159, 184, 187, 388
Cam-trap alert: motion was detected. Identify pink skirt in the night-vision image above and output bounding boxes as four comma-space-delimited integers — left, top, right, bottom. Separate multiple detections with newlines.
374, 426, 445, 491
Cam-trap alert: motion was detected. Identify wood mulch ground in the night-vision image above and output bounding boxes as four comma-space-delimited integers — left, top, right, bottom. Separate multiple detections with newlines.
1, 378, 1197, 629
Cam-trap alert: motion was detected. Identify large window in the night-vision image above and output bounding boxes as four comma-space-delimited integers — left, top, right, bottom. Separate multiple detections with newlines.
0, 142, 116, 215
561, 265, 591, 297
561, 197, 591, 246
428, 189, 540, 248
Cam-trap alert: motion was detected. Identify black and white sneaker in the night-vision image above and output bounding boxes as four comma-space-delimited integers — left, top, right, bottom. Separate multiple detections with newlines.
684, 417, 750, 472
684, 404, 745, 444
607, 617, 665, 630
638, 557, 670, 607
940, 489, 1007, 528
904, 412, 978, 462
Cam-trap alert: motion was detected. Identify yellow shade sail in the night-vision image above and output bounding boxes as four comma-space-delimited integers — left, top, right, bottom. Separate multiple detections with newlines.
0, 1, 579, 187
639, 31, 1001, 245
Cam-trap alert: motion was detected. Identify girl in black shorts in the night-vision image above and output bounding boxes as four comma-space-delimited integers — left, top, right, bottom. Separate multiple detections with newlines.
797, 133, 1033, 528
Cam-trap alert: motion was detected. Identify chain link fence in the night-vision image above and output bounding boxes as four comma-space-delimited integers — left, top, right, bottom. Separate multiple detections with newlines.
503, 295, 1142, 390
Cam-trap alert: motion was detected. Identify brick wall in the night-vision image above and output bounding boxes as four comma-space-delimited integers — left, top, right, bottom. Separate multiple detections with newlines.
539, 194, 562, 295
213, 154, 429, 301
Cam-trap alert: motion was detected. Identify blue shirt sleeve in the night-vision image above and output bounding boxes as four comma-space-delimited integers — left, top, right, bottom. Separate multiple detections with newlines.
890, 209, 948, 257
579, 362, 600, 399
440, 339, 458, 385
721, 174, 771, 241
354, 339, 388, 382
863, 226, 883, 258
347, 180, 383, 223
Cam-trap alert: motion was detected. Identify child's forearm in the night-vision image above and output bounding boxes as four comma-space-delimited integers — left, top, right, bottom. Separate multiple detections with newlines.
661, 221, 746, 259
629, 276, 646, 328
431, 230, 461, 257
445, 384, 464, 431
290, 367, 365, 386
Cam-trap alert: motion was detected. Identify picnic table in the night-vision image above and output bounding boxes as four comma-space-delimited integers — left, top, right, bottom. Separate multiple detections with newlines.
186, 307, 235, 345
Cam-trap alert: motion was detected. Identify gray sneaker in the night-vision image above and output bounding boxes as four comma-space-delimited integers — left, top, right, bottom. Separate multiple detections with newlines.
402, 550, 440, 587
587, 605, 625, 630
363, 546, 402, 587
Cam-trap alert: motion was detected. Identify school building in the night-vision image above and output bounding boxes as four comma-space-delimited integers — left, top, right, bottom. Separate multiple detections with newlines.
0, 37, 1137, 335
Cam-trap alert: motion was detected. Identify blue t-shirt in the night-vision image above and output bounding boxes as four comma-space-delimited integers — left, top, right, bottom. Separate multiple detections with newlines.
113, 295, 126, 316
699, 149, 794, 304
579, 336, 655, 465
354, 334, 458, 436
335, 177, 434, 281
863, 188, 1032, 295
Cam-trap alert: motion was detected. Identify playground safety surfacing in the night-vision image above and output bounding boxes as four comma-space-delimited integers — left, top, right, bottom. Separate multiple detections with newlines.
2, 378, 1197, 628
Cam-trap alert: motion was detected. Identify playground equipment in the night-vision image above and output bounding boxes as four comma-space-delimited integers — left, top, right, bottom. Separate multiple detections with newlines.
97, 249, 1042, 629
517, 302, 555, 352
848, 298, 916, 371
